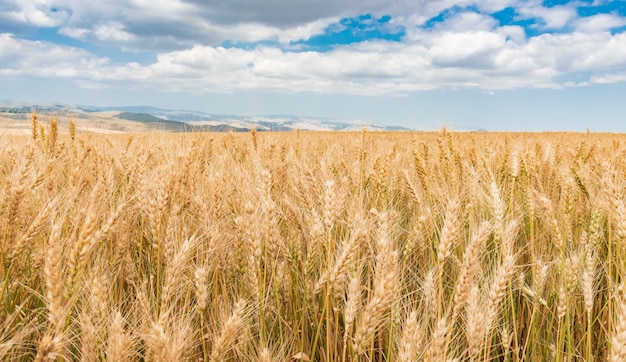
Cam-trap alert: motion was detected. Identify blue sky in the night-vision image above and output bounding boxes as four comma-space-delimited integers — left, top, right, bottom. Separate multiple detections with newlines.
2, 0, 626, 131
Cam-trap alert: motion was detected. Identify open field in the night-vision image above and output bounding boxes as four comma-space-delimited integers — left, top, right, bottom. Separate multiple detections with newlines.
2, 117, 626, 361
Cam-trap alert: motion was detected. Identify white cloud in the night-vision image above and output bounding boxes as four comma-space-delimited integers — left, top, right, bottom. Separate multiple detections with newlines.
569, 32, 626, 70
58, 27, 89, 39
2, 1, 626, 96
572, 13, 626, 33
3, 21, 626, 95
277, 18, 340, 43
429, 31, 505, 68
0, 33, 108, 77
0, 0, 70, 27
516, 1, 578, 29
590, 72, 626, 84
434, 11, 498, 32
563, 81, 590, 87
0, 0, 609, 54
93, 22, 134, 42
473, 0, 521, 13
497, 25, 526, 43
0, 1, 535, 51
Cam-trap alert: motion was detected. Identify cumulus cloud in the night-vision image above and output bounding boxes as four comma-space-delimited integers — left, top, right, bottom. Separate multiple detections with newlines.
429, 31, 505, 68
0, 0, 70, 28
434, 12, 499, 32
572, 13, 626, 33
93, 22, 135, 42
2, 0, 626, 95
590, 72, 626, 84
516, 1, 578, 29
0, 0, 523, 50
4, 18, 626, 96
50, 1, 345, 50
0, 0, 592, 52
0, 33, 108, 77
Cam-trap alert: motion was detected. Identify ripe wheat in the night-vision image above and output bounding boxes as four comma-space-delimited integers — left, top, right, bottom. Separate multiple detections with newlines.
1, 119, 626, 360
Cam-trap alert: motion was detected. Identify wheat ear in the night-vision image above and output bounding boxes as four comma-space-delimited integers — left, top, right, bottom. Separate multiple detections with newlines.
451, 221, 490, 322
210, 299, 247, 362
106, 311, 133, 362
610, 287, 626, 361
397, 310, 425, 362
465, 285, 487, 360
34, 334, 61, 362
353, 210, 399, 354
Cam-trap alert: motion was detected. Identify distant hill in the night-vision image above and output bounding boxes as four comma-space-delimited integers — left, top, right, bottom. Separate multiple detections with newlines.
116, 112, 191, 132
116, 112, 166, 123
0, 101, 414, 132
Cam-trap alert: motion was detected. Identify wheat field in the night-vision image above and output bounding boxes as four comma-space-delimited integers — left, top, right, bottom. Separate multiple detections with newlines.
1, 116, 626, 361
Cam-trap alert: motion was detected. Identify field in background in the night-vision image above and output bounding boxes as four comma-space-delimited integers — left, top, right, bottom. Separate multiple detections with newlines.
1, 117, 626, 361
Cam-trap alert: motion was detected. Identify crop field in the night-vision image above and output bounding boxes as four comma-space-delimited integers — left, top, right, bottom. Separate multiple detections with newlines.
2, 116, 626, 361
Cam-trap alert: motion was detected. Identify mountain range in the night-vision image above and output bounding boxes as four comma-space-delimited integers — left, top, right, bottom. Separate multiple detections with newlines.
0, 102, 412, 132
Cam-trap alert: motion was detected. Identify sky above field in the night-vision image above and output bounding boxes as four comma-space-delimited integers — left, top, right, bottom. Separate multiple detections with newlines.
1, 0, 626, 131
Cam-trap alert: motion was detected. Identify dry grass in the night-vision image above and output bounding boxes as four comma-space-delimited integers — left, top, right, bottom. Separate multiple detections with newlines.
1, 117, 626, 361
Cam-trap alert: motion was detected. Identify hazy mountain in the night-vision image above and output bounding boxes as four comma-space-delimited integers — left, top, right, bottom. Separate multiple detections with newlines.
0, 101, 413, 132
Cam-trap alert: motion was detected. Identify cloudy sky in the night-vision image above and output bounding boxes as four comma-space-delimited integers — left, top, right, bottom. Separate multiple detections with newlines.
1, 0, 626, 131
